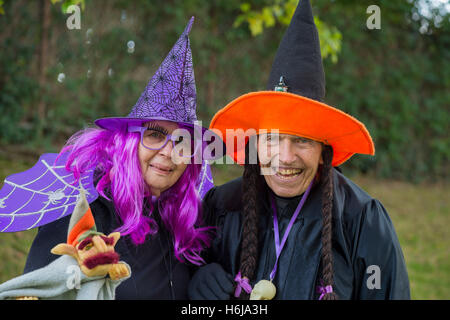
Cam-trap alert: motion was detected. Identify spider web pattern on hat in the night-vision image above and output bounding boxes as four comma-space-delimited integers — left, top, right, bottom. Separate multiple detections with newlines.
129, 18, 197, 123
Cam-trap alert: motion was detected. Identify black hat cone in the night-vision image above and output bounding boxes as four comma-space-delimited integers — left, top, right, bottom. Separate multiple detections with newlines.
266, 0, 325, 102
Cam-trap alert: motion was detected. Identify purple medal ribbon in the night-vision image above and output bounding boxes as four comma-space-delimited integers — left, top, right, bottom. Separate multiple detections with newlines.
269, 179, 314, 281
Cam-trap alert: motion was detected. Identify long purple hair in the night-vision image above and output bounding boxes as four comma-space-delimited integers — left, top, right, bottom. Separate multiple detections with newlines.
60, 126, 212, 265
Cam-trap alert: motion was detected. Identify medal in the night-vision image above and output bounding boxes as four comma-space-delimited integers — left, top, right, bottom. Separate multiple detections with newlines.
250, 180, 314, 300
250, 279, 276, 300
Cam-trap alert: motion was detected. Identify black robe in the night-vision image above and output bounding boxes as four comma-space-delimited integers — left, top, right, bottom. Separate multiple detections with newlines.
202, 169, 410, 299
23, 196, 191, 300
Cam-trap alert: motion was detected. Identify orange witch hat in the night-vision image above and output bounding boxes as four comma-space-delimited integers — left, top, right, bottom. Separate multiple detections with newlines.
210, 0, 374, 167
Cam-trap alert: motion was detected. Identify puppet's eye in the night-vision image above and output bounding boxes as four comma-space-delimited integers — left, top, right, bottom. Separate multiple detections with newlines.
84, 243, 93, 251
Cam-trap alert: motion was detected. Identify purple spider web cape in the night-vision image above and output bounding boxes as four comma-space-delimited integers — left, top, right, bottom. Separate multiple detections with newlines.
0, 152, 214, 233
0, 152, 97, 232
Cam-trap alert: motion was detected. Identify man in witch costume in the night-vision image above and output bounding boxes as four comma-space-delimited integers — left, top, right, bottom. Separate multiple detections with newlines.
188, 0, 410, 300
5, 17, 220, 299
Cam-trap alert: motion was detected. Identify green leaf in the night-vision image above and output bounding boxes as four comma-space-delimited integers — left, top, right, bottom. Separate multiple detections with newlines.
262, 7, 275, 28
248, 17, 264, 36
55, 0, 86, 14
233, 15, 246, 28
240, 3, 251, 13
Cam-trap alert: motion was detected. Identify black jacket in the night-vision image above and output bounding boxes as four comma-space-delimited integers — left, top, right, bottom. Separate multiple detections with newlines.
23, 196, 190, 300
202, 169, 410, 299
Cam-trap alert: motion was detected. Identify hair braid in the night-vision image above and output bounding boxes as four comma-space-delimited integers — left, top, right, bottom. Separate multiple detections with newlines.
238, 142, 261, 299
320, 145, 338, 300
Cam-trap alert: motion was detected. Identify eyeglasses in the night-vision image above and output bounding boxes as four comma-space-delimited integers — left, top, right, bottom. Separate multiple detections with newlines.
128, 125, 201, 158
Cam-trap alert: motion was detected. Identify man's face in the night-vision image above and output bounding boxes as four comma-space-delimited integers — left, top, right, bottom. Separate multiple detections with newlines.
258, 133, 323, 198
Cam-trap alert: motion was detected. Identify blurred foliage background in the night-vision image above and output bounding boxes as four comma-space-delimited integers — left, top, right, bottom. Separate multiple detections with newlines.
0, 0, 448, 181
0, 0, 449, 299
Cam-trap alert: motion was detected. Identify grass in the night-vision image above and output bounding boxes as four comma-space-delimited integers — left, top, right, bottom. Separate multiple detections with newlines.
0, 155, 448, 299
352, 175, 450, 300
0, 151, 40, 283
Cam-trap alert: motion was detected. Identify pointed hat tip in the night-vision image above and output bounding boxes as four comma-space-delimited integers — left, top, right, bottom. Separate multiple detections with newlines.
67, 188, 95, 245
297, 0, 314, 23
184, 16, 195, 35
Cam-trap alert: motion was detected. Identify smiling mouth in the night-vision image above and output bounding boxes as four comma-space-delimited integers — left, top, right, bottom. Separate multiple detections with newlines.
150, 164, 174, 174
274, 168, 303, 179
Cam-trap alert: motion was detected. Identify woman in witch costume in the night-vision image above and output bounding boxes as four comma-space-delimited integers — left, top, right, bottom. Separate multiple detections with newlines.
188, 0, 410, 300
16, 17, 219, 299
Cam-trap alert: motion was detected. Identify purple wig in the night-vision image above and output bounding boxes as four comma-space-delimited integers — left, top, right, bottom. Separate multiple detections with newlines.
60, 126, 212, 265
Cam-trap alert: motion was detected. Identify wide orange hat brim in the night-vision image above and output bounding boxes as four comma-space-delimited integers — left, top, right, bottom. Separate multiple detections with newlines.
210, 91, 375, 167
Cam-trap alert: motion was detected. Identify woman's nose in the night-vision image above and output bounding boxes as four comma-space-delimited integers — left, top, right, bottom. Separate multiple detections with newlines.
158, 139, 174, 157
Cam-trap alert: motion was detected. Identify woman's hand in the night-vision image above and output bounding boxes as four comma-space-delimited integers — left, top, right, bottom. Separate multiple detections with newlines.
188, 263, 234, 300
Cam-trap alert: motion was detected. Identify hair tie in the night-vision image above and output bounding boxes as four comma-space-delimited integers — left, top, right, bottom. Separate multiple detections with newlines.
234, 271, 252, 298
317, 284, 333, 300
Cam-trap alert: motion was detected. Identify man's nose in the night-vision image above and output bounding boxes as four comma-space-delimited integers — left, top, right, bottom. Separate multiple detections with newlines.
278, 139, 296, 164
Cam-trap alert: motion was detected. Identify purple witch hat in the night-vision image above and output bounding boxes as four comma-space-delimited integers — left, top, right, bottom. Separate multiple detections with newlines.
96, 18, 202, 133
95, 16, 222, 161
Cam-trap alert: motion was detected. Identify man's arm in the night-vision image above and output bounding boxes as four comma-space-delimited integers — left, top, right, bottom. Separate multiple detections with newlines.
352, 199, 410, 299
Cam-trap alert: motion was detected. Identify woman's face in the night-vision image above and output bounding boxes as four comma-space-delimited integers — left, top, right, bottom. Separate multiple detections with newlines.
137, 121, 188, 197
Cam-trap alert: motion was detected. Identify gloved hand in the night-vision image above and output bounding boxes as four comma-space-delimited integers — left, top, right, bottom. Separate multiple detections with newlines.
188, 263, 234, 300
